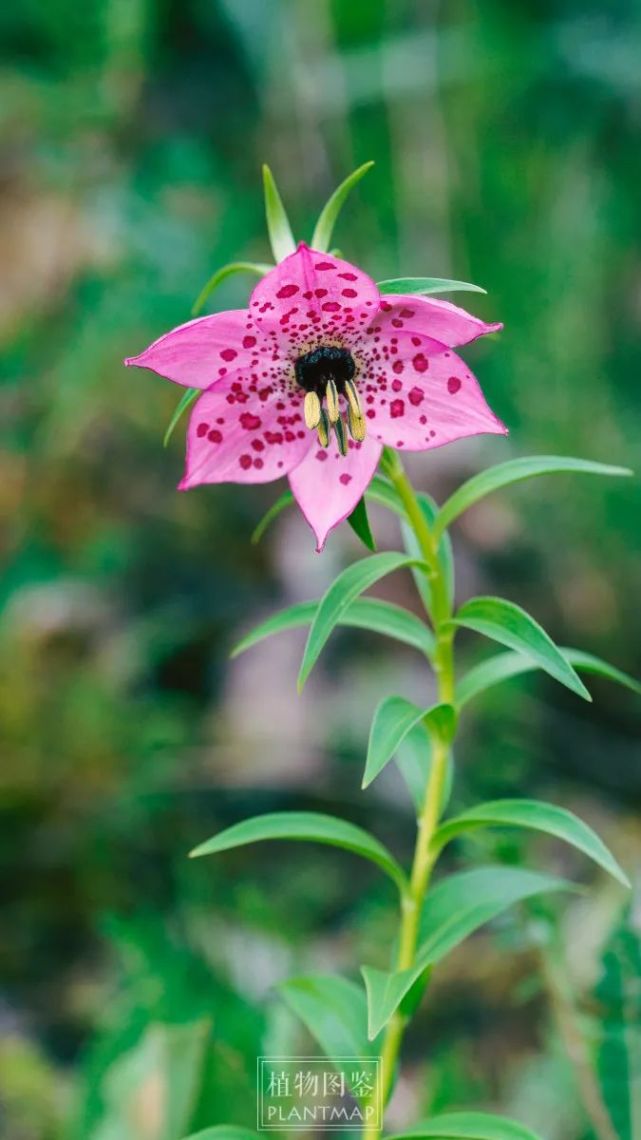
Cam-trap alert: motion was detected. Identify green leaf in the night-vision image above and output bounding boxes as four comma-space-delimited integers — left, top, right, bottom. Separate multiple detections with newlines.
189, 811, 407, 892
191, 261, 272, 317
231, 597, 435, 659
297, 553, 425, 691
262, 165, 296, 262
432, 799, 630, 887
164, 387, 200, 447
457, 647, 641, 708
377, 278, 487, 297
434, 455, 632, 540
311, 161, 375, 252
183, 1129, 261, 1140
364, 700, 455, 790
386, 1110, 544, 1140
402, 493, 455, 612
362, 866, 571, 1037
279, 974, 375, 1060
348, 495, 376, 551
451, 596, 591, 701
594, 915, 641, 1140
250, 490, 294, 544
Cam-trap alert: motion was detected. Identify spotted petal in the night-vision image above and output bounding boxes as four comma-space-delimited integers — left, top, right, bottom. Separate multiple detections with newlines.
360, 322, 507, 451
288, 435, 383, 551
180, 378, 312, 488
379, 295, 502, 347
125, 309, 280, 390
248, 243, 381, 350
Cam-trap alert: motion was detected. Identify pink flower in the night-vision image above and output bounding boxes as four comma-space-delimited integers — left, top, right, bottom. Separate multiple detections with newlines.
125, 243, 506, 550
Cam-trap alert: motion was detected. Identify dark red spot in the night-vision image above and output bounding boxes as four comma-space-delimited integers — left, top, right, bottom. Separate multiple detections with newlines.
390, 399, 405, 419
265, 430, 284, 445
392, 318, 403, 328
411, 336, 421, 347
314, 261, 335, 270
447, 376, 462, 394
221, 348, 237, 362
240, 412, 261, 431
400, 308, 415, 319
321, 301, 340, 312
277, 284, 299, 298
197, 422, 209, 438
315, 450, 328, 462
208, 429, 223, 443
339, 473, 352, 485
243, 335, 257, 349
251, 439, 265, 451
342, 288, 357, 298
380, 301, 392, 312
253, 458, 264, 469
366, 409, 376, 419
314, 288, 328, 298
392, 379, 402, 393
392, 360, 404, 375
239, 454, 252, 470
413, 354, 428, 373
339, 272, 357, 280
409, 387, 424, 406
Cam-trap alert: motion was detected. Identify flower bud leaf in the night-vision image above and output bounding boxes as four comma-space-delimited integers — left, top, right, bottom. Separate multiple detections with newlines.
262, 164, 296, 262
347, 495, 376, 551
191, 261, 272, 317
378, 276, 487, 296
311, 161, 375, 252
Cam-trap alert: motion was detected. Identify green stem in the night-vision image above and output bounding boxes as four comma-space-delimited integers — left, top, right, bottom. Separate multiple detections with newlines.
364, 452, 456, 1134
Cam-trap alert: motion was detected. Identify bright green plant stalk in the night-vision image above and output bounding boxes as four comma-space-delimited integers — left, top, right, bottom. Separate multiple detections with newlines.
366, 449, 455, 1123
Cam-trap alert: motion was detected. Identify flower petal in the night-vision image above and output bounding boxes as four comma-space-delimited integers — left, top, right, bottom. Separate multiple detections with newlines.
361, 327, 507, 451
179, 378, 311, 488
378, 295, 502, 347
288, 435, 383, 551
248, 242, 380, 350
125, 309, 281, 390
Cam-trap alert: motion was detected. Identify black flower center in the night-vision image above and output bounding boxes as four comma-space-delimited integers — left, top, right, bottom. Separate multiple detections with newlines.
295, 345, 356, 396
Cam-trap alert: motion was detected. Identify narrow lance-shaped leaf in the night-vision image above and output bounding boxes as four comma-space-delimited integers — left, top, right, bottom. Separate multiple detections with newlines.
311, 161, 375, 252
386, 1110, 544, 1140
189, 811, 407, 892
279, 973, 376, 1060
231, 597, 435, 659
434, 455, 633, 540
262, 165, 296, 262
191, 260, 272, 318
378, 278, 487, 296
164, 387, 200, 447
182, 1129, 262, 1140
362, 866, 573, 1038
451, 596, 591, 701
457, 647, 641, 708
594, 917, 641, 1140
363, 699, 455, 789
432, 799, 630, 887
298, 552, 425, 691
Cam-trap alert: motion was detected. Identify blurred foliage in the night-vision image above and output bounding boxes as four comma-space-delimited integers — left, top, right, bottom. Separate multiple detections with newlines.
1, 0, 641, 1137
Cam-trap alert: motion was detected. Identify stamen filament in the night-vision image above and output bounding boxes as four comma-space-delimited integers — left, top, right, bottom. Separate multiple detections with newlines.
333, 415, 348, 456
316, 408, 330, 448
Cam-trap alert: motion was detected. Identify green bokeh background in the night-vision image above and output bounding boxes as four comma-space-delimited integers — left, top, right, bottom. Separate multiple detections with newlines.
1, 1, 640, 1138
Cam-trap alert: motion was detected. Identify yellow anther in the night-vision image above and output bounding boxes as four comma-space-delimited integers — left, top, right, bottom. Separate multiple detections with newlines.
304, 390, 322, 430
325, 377, 340, 423
333, 416, 348, 457
347, 405, 366, 442
344, 378, 363, 418
316, 409, 330, 448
